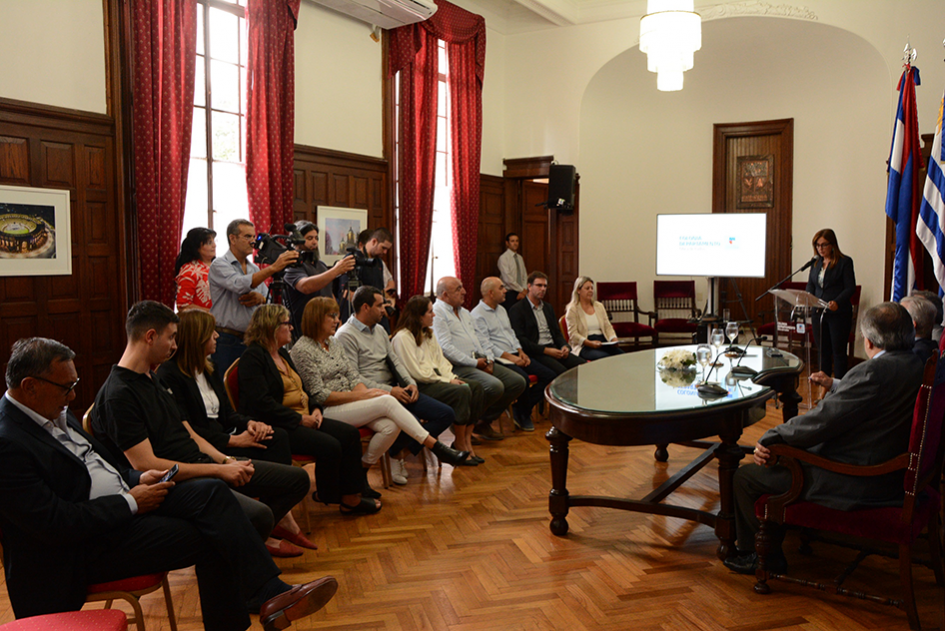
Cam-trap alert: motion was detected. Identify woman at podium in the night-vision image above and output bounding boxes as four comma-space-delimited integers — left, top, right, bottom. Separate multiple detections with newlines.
806, 229, 856, 378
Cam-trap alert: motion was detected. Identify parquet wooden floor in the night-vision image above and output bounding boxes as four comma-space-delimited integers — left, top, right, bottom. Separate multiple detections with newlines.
1, 375, 943, 630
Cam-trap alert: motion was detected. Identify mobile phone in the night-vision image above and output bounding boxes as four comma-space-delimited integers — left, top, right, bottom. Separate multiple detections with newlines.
159, 464, 179, 483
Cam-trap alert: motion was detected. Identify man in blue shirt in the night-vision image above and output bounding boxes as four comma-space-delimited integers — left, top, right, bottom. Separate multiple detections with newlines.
209, 219, 298, 373
472, 277, 555, 432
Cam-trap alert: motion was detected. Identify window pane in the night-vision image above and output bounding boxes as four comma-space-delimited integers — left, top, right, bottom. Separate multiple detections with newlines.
194, 58, 206, 107
212, 162, 248, 247
183, 158, 209, 235
436, 116, 447, 152
438, 41, 448, 76
210, 59, 240, 113
209, 7, 239, 63
191, 107, 207, 158
196, 7, 205, 56
240, 17, 248, 66
435, 151, 447, 184
211, 111, 240, 161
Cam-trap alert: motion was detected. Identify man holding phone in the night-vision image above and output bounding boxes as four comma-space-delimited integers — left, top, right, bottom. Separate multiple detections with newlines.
0, 337, 337, 630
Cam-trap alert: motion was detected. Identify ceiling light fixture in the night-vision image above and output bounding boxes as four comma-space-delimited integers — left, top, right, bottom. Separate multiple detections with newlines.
639, 0, 702, 92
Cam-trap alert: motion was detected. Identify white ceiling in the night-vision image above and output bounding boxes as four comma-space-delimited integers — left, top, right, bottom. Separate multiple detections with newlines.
458, 0, 651, 34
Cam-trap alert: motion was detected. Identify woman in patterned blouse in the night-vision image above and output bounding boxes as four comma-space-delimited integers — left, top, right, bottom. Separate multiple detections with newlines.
290, 297, 470, 493
174, 227, 216, 311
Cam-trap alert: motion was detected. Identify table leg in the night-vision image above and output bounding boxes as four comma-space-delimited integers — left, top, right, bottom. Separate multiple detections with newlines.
547, 426, 572, 536
654, 444, 669, 462
714, 421, 747, 560
779, 380, 802, 423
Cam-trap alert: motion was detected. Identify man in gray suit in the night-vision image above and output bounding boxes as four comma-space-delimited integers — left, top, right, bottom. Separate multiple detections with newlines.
724, 302, 925, 574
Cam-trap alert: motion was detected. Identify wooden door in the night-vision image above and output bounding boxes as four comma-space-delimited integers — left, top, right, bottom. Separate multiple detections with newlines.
712, 119, 793, 328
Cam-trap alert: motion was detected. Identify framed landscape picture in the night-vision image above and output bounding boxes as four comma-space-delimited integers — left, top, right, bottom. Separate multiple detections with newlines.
317, 206, 367, 265
0, 185, 71, 276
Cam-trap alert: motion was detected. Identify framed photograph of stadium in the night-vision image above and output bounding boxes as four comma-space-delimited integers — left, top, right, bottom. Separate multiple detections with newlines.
0, 185, 71, 276
316, 206, 367, 265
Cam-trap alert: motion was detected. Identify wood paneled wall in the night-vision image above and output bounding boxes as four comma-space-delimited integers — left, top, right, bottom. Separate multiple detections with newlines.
472, 174, 506, 304
293, 145, 390, 233
0, 98, 126, 411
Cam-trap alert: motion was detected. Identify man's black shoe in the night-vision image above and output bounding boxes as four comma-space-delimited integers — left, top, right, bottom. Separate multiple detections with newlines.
473, 423, 505, 441
722, 551, 787, 575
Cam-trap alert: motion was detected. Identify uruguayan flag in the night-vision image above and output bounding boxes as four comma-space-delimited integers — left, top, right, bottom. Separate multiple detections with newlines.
917, 87, 945, 294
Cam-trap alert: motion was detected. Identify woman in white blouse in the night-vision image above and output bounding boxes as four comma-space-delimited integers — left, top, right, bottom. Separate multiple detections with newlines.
564, 276, 624, 361
391, 296, 485, 463
290, 297, 469, 492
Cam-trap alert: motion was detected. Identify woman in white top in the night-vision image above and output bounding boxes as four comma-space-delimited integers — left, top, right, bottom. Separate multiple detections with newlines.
290, 297, 469, 492
564, 276, 624, 361
391, 296, 485, 462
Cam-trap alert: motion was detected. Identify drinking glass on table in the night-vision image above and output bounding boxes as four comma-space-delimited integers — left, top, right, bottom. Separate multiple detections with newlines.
696, 344, 712, 384
710, 329, 725, 362
725, 321, 740, 352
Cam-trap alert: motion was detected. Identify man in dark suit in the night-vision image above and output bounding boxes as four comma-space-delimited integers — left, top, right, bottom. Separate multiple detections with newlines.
724, 302, 925, 574
508, 271, 585, 376
0, 337, 337, 630
901, 293, 939, 360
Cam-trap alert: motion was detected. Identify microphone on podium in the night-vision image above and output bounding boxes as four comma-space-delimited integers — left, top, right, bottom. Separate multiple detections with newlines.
800, 256, 817, 272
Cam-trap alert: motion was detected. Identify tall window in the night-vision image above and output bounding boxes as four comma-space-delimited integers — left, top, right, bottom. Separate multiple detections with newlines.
183, 0, 249, 250
393, 40, 456, 295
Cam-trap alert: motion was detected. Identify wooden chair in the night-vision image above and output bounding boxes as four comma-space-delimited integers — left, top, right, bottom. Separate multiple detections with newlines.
0, 610, 128, 631
558, 315, 569, 343
597, 282, 657, 350
79, 405, 178, 631
653, 280, 698, 346
751, 353, 945, 630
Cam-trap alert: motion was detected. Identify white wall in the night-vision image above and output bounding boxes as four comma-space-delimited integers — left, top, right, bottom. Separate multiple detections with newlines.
0, 0, 106, 113
295, 0, 385, 157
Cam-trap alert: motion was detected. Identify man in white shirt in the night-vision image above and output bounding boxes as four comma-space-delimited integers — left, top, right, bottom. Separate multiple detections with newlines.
472, 277, 556, 432
432, 277, 526, 440
496, 233, 527, 311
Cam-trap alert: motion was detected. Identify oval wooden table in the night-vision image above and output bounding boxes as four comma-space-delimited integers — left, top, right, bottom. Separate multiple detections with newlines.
545, 345, 803, 560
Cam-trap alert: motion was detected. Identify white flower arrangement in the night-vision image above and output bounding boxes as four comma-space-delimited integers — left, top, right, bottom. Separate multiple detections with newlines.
657, 349, 697, 371
659, 367, 697, 387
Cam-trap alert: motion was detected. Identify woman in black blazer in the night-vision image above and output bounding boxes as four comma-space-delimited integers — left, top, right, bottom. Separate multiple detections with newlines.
806, 229, 856, 378
238, 305, 380, 515
156, 309, 317, 554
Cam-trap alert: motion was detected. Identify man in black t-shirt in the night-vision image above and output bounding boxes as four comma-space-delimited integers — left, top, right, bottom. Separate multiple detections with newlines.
92, 301, 310, 542
283, 221, 355, 339
336, 227, 392, 327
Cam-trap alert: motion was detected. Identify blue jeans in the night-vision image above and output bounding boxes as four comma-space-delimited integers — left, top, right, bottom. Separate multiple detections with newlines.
211, 332, 246, 375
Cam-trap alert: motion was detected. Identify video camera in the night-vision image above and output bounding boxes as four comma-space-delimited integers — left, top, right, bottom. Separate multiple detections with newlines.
343, 246, 380, 292
253, 223, 317, 268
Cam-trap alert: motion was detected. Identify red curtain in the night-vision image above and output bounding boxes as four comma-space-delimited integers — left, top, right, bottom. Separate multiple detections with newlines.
246, 0, 301, 235
389, 27, 439, 301
132, 0, 197, 306
389, 0, 485, 305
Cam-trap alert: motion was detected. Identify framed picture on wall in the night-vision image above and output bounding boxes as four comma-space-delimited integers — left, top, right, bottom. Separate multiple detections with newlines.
317, 206, 368, 265
736, 154, 775, 209
0, 185, 71, 276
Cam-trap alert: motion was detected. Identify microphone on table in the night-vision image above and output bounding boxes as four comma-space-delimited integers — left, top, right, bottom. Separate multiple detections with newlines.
730, 337, 761, 378
697, 351, 729, 397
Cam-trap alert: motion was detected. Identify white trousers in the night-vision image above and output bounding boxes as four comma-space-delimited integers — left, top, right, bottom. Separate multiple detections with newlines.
324, 394, 431, 465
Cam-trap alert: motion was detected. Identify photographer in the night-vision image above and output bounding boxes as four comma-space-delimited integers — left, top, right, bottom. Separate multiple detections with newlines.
284, 220, 356, 339
209, 219, 298, 373
338, 227, 394, 328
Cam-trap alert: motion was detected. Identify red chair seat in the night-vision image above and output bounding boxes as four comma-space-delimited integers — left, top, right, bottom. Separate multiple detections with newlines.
654, 319, 697, 334
612, 322, 657, 337
754, 489, 940, 546
0, 610, 127, 631
87, 573, 166, 594
757, 322, 776, 336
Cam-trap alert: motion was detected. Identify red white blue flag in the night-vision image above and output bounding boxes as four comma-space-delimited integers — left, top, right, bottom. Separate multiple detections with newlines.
917, 84, 945, 294
886, 66, 923, 301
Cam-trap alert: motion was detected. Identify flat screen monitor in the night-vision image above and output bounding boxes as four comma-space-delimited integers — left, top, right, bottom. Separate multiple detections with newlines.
656, 213, 767, 278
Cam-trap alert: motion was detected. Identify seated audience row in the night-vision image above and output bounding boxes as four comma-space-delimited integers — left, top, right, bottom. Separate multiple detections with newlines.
0, 336, 338, 629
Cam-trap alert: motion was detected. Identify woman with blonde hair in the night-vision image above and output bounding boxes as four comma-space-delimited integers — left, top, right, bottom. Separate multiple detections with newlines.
564, 276, 623, 361
391, 295, 485, 462
156, 309, 316, 555
237, 304, 381, 515
290, 297, 470, 490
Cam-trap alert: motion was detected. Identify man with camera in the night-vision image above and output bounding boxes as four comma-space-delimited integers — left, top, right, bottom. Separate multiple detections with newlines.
209, 219, 298, 374
283, 220, 356, 338
337, 228, 393, 328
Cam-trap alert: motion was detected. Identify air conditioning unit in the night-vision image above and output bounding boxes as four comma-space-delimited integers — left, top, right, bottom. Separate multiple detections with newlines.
312, 0, 437, 29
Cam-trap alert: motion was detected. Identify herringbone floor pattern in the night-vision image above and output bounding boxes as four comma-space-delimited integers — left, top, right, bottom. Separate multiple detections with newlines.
1, 383, 942, 630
